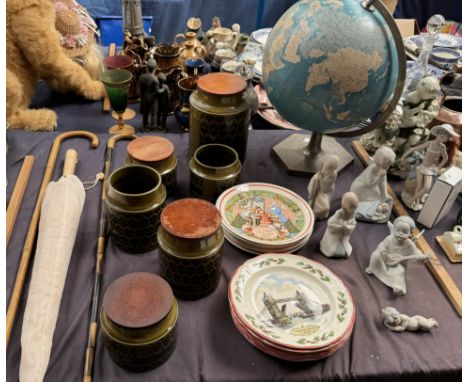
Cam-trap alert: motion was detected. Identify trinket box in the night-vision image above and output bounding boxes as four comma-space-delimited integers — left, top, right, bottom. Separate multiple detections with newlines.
126, 136, 177, 196
158, 198, 224, 300
101, 272, 178, 372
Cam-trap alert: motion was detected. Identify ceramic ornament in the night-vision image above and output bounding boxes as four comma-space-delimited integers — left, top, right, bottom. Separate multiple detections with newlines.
365, 216, 431, 295
320, 192, 359, 258
350, 146, 395, 223
400, 124, 459, 211
307, 154, 339, 220
381, 307, 438, 332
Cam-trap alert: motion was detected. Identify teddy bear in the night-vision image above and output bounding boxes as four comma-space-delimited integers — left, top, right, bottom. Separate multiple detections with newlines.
6, 0, 106, 131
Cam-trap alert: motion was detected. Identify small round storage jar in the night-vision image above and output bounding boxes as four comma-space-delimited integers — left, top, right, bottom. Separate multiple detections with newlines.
101, 272, 178, 372
189, 143, 241, 202
106, 165, 166, 253
126, 136, 177, 196
158, 198, 224, 300
188, 72, 250, 162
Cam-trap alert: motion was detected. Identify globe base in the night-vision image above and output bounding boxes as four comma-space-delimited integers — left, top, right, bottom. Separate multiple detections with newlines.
271, 133, 354, 177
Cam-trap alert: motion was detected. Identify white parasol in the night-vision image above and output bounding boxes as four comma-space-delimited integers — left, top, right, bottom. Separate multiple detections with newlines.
20, 149, 86, 382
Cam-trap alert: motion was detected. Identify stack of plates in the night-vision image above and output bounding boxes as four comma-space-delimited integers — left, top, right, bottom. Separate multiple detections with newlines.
215, 183, 314, 254
228, 254, 355, 361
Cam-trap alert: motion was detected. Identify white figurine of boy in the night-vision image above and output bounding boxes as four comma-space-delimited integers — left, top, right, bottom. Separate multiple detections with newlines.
366, 216, 430, 295
320, 192, 359, 258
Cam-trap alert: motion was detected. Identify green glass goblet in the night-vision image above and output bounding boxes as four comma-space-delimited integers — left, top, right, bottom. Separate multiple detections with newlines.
101, 69, 135, 135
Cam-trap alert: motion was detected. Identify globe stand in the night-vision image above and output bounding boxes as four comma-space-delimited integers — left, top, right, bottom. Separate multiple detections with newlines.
272, 132, 353, 177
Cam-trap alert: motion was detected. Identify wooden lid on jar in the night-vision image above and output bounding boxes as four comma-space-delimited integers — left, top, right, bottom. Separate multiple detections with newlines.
127, 136, 174, 163
161, 198, 221, 239
197, 72, 247, 96
103, 272, 173, 328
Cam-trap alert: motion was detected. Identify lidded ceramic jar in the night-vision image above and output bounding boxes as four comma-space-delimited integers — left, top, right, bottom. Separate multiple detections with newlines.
189, 143, 241, 202
126, 136, 177, 196
101, 272, 178, 372
106, 165, 166, 253
157, 198, 224, 300
189, 72, 250, 162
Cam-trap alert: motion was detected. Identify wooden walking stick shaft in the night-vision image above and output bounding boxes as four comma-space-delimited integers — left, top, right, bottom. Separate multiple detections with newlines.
6, 155, 35, 246
83, 134, 135, 382
6, 132, 99, 348
352, 141, 462, 317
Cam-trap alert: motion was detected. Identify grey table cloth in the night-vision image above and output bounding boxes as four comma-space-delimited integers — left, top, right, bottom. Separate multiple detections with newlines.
6, 129, 461, 382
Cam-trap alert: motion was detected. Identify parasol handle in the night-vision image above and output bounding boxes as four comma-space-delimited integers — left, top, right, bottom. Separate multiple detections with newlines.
63, 149, 78, 176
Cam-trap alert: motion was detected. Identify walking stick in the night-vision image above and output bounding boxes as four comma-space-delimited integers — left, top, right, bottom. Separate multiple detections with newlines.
6, 155, 35, 246
6, 131, 99, 348
83, 134, 136, 382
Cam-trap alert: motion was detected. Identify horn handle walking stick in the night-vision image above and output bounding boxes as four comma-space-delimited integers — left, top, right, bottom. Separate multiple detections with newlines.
6, 131, 99, 348
83, 134, 136, 382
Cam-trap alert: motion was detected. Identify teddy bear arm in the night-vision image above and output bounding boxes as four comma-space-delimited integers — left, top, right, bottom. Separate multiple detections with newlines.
12, 4, 105, 99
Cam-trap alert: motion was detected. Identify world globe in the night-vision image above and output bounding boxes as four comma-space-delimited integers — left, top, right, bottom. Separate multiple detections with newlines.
263, 0, 401, 133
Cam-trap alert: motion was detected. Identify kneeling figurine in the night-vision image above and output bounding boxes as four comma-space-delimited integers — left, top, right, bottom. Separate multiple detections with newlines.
381, 307, 438, 332
320, 192, 359, 258
366, 216, 430, 295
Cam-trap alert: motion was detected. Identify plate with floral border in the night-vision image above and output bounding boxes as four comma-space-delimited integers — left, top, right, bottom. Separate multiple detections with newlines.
229, 254, 354, 350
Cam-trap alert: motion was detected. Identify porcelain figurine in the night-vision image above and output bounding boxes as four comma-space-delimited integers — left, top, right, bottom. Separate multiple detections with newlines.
139, 57, 159, 131
307, 154, 339, 220
366, 216, 431, 295
320, 192, 359, 258
350, 146, 395, 223
381, 307, 438, 332
400, 124, 459, 210
360, 102, 403, 154
389, 76, 442, 178
156, 73, 171, 132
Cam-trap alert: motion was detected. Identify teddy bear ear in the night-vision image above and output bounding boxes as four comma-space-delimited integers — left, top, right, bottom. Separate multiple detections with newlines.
387, 221, 393, 233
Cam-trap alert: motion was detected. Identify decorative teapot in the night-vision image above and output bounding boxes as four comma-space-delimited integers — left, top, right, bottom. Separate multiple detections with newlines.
174, 31, 207, 59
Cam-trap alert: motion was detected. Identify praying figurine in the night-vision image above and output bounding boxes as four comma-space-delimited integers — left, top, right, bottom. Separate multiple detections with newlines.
381, 307, 438, 332
156, 73, 171, 132
400, 124, 459, 211
350, 146, 395, 223
307, 154, 339, 220
320, 192, 359, 258
139, 57, 159, 131
366, 216, 431, 296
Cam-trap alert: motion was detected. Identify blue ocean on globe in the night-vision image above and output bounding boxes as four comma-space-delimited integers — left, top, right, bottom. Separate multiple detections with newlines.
263, 0, 399, 133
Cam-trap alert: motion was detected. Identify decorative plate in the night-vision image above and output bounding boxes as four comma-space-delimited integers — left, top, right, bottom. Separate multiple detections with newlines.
250, 28, 272, 45
216, 183, 314, 246
407, 33, 462, 50
406, 61, 444, 80
254, 85, 301, 130
229, 254, 354, 349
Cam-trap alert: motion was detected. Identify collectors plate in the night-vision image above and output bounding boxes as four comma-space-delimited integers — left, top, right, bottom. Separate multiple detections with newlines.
229, 254, 354, 349
216, 183, 314, 247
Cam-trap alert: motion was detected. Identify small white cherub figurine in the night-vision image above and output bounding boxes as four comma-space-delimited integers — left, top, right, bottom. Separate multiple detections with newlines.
320, 192, 359, 258
400, 124, 459, 211
366, 216, 431, 295
381, 306, 438, 332
307, 154, 339, 220
350, 146, 395, 223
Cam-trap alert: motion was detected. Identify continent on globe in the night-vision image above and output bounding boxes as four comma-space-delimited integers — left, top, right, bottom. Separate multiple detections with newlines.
263, 0, 399, 133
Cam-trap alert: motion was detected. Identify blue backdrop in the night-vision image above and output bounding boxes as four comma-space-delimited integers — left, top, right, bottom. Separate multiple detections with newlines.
78, 0, 297, 45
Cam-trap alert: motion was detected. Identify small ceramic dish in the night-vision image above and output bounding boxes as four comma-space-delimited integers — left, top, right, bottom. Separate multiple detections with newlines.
430, 47, 461, 70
